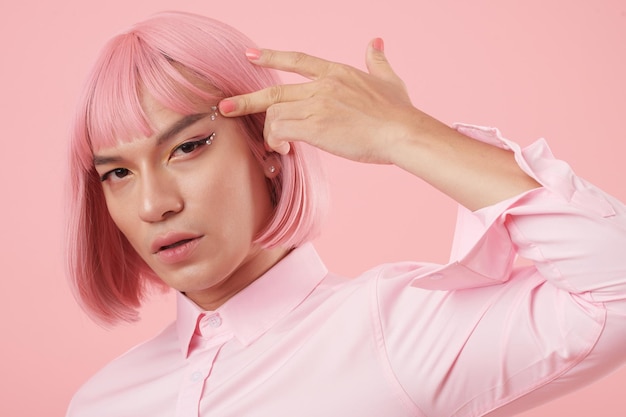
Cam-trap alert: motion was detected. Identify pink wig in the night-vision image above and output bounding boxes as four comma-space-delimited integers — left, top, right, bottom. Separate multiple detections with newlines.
67, 11, 327, 325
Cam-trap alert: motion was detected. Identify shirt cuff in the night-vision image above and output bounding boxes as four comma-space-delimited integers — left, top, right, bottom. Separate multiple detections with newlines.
411, 123, 617, 291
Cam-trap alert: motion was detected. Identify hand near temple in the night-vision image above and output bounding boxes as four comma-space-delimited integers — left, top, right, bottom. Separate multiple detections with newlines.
220, 41, 540, 211
219, 39, 418, 164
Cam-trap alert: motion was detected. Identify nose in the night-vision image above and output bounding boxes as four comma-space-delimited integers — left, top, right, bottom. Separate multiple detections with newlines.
138, 171, 183, 222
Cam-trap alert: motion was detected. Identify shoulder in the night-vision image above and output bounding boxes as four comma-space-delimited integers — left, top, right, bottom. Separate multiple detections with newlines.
66, 321, 179, 416
313, 260, 445, 318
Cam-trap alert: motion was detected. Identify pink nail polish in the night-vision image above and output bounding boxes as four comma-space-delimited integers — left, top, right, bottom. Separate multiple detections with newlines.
372, 38, 384, 52
245, 48, 262, 61
219, 100, 236, 114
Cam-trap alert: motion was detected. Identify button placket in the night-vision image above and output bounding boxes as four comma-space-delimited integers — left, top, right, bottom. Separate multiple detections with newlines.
189, 370, 203, 382
177, 345, 222, 417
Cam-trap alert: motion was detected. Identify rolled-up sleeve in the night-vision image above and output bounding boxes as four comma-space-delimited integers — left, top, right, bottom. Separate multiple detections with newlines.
375, 124, 626, 417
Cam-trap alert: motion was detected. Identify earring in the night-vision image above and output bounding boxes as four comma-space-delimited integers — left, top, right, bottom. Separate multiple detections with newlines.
210, 105, 218, 121
263, 154, 281, 179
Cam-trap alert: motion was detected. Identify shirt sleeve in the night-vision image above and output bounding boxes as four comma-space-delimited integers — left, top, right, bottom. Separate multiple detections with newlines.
373, 124, 626, 417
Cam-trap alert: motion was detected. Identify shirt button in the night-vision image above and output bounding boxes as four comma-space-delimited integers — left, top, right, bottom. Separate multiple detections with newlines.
206, 314, 222, 328
190, 371, 203, 382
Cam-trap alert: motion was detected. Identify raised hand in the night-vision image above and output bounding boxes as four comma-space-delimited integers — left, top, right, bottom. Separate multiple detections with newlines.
218, 39, 433, 165
219, 41, 540, 210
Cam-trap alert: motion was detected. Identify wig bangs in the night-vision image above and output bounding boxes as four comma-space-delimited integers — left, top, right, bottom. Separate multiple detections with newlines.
85, 32, 220, 153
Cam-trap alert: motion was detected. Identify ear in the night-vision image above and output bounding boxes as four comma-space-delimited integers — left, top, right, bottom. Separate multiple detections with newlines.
262, 153, 281, 179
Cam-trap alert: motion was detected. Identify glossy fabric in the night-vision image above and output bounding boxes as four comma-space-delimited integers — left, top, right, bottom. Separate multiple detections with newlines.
67, 125, 626, 417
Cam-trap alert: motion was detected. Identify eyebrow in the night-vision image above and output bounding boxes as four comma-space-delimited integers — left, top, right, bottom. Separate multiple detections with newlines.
155, 112, 210, 146
93, 112, 210, 166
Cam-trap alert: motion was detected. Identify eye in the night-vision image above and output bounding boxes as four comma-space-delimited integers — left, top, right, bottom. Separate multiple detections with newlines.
100, 168, 130, 182
177, 141, 203, 154
171, 132, 216, 158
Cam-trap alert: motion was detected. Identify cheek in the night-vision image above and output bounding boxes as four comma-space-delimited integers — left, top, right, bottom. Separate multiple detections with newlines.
186, 157, 272, 234
102, 190, 140, 242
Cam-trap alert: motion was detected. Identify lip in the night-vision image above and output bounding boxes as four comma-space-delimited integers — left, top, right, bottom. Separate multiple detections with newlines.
151, 232, 202, 254
151, 232, 203, 264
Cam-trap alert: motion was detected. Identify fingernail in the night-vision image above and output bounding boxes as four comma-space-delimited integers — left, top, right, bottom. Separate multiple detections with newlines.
219, 99, 236, 114
245, 47, 262, 61
372, 38, 384, 52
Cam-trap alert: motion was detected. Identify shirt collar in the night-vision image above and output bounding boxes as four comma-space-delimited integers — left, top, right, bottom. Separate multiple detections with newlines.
176, 243, 328, 358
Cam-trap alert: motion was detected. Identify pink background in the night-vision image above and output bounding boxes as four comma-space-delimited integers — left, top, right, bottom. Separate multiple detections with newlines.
1, 0, 624, 415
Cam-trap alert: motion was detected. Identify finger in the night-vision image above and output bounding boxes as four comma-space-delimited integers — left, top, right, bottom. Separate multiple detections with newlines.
264, 100, 313, 124
264, 118, 292, 154
269, 140, 291, 155
219, 82, 316, 117
263, 101, 314, 153
246, 48, 335, 80
365, 38, 401, 84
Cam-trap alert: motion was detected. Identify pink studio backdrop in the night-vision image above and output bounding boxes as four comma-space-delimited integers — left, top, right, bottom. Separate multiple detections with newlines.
1, 0, 624, 415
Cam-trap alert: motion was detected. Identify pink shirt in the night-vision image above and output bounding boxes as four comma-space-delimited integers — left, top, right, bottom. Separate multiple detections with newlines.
67, 125, 626, 417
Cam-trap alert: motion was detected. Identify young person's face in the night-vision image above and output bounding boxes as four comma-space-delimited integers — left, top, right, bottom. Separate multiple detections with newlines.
93, 94, 286, 309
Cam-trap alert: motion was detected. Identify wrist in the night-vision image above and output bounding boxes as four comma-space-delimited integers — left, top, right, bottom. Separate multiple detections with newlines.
385, 109, 453, 171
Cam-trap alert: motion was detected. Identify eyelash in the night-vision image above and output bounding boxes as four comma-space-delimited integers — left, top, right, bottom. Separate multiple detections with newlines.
171, 132, 216, 156
99, 132, 216, 182
100, 168, 129, 182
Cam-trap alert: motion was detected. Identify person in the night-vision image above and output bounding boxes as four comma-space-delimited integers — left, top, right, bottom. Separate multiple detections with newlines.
65, 10, 626, 417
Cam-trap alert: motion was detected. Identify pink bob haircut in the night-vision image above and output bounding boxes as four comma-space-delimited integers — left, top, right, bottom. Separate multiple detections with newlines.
67, 11, 327, 325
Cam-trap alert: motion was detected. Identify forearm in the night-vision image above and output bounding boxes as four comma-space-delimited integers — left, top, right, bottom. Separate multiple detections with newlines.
388, 110, 541, 211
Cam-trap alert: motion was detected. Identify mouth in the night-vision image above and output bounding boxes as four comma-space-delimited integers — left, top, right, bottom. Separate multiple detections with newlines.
159, 238, 195, 252
153, 235, 202, 264
151, 233, 203, 255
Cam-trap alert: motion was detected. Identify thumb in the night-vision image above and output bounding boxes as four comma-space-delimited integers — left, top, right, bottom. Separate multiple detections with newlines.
365, 38, 400, 83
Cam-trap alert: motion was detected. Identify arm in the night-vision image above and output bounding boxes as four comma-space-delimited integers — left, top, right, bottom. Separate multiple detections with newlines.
375, 126, 626, 415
